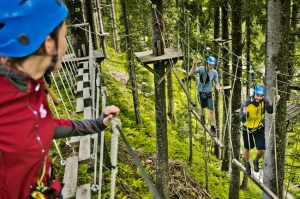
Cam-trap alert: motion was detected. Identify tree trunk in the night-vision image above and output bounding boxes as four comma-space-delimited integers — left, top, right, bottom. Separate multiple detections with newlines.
263, 0, 290, 198
120, 0, 142, 124
65, 0, 88, 57
288, 0, 299, 100
167, 71, 175, 123
96, 0, 108, 57
229, 0, 243, 198
151, 1, 168, 198
111, 0, 120, 53
214, 6, 221, 159
245, 15, 251, 96
221, 1, 230, 172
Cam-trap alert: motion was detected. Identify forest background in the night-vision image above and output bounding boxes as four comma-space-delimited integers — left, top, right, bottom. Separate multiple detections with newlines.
49, 0, 300, 198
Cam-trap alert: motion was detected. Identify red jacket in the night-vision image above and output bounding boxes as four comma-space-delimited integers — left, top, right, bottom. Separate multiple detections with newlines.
0, 64, 107, 199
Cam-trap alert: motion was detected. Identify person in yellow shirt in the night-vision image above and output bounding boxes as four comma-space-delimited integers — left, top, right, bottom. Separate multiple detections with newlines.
239, 85, 280, 175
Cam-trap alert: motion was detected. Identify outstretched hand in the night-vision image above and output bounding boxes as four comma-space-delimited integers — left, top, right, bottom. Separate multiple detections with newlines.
193, 58, 197, 65
275, 95, 281, 102
103, 105, 120, 126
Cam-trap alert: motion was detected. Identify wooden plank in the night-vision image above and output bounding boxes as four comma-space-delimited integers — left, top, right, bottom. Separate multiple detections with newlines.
286, 101, 300, 120
76, 98, 84, 113
83, 73, 89, 82
62, 53, 76, 60
190, 109, 224, 148
77, 68, 83, 77
134, 48, 183, 64
232, 159, 279, 199
77, 81, 83, 93
75, 184, 91, 199
62, 156, 78, 199
289, 82, 300, 91
83, 61, 89, 73
78, 137, 90, 156
78, 135, 91, 163
68, 136, 80, 145
84, 107, 93, 119
83, 87, 90, 99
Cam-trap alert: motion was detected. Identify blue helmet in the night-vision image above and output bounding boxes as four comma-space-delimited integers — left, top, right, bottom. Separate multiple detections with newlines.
253, 85, 265, 96
0, 0, 68, 57
207, 56, 216, 66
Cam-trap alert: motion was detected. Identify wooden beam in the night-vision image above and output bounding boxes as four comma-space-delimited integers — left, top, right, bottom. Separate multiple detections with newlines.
156, 64, 173, 85
141, 63, 161, 78
66, 23, 89, 28
172, 69, 196, 107
190, 109, 224, 148
232, 159, 279, 199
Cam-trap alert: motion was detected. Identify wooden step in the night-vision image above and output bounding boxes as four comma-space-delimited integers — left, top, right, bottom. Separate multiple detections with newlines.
75, 184, 91, 199
83, 61, 89, 73
78, 135, 91, 163
77, 68, 83, 78
76, 98, 84, 113
62, 156, 78, 199
76, 81, 83, 94
83, 73, 89, 82
84, 107, 93, 119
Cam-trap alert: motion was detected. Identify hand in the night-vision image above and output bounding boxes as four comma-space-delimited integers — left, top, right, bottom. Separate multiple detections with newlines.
193, 58, 197, 66
243, 107, 248, 114
275, 95, 280, 102
103, 105, 120, 126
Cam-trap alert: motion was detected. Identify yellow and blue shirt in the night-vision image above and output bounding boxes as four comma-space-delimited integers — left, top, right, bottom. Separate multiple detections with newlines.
239, 96, 273, 129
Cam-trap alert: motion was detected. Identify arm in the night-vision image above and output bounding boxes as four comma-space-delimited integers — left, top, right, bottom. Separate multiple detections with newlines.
213, 70, 221, 92
239, 102, 248, 123
53, 105, 120, 139
215, 82, 221, 92
264, 98, 273, 114
265, 95, 280, 114
189, 59, 197, 76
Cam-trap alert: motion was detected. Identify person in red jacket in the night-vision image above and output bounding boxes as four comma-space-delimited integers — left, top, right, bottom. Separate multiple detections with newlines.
0, 1, 120, 199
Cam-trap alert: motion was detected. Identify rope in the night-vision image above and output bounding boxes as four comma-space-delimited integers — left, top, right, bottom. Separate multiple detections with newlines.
110, 118, 121, 199
50, 72, 71, 119
98, 87, 107, 199
116, 126, 162, 199
228, 57, 240, 159
285, 130, 300, 198
57, 69, 74, 111
48, 96, 66, 165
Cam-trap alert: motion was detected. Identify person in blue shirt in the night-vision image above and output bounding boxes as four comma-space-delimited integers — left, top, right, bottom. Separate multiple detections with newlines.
189, 56, 221, 136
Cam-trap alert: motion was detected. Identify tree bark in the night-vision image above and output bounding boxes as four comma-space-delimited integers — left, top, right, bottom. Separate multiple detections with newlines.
111, 0, 120, 53
229, 0, 243, 198
65, 0, 88, 57
120, 0, 142, 124
167, 71, 175, 123
263, 0, 290, 198
151, 1, 168, 198
214, 6, 221, 159
96, 0, 108, 57
221, 1, 231, 172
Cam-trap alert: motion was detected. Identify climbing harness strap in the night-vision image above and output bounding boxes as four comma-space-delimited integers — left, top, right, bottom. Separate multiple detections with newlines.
242, 125, 263, 134
30, 158, 59, 199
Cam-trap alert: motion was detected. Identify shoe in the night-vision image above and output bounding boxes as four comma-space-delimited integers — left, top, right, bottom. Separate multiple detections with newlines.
200, 116, 205, 124
245, 162, 251, 175
253, 159, 259, 172
210, 128, 216, 137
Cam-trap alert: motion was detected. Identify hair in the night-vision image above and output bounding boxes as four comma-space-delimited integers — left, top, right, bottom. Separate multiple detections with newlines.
4, 22, 64, 66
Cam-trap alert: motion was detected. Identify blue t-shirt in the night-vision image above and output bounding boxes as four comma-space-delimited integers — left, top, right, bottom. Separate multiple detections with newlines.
194, 66, 219, 92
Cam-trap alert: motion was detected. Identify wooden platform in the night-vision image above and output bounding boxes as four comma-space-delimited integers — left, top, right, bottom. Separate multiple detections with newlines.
289, 82, 300, 91
134, 48, 183, 64
62, 50, 105, 63
286, 101, 300, 120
